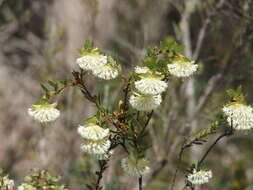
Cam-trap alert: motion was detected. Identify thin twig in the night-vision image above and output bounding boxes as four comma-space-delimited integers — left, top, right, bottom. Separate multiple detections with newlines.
170, 123, 218, 190
120, 138, 130, 154
198, 127, 233, 168
144, 111, 154, 127
138, 176, 143, 190
72, 71, 102, 110
170, 144, 186, 190
55, 82, 77, 94
94, 160, 108, 190
140, 111, 154, 135
122, 76, 132, 111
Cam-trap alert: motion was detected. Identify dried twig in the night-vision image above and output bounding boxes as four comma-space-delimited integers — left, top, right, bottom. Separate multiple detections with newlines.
94, 160, 109, 190
138, 176, 143, 190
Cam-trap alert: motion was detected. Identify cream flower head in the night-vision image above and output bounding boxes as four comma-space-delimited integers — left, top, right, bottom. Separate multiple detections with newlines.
129, 93, 162, 111
76, 54, 107, 71
92, 57, 121, 80
223, 103, 253, 130
168, 59, 198, 77
135, 77, 167, 95
81, 139, 111, 155
77, 124, 109, 141
121, 156, 150, 177
28, 103, 60, 123
187, 169, 212, 185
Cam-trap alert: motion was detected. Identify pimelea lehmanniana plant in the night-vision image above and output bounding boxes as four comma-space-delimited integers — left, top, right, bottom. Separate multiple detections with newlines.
0, 169, 66, 190
17, 170, 67, 190
25, 38, 253, 190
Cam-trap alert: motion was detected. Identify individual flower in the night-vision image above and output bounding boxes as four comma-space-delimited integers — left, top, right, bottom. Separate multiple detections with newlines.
168, 59, 198, 77
134, 66, 150, 74
92, 57, 120, 80
187, 169, 212, 185
76, 54, 107, 71
93, 150, 114, 160
28, 103, 60, 123
222, 103, 253, 130
0, 175, 14, 190
77, 124, 109, 141
81, 139, 111, 155
18, 183, 36, 190
129, 93, 162, 111
134, 77, 167, 95
121, 156, 150, 177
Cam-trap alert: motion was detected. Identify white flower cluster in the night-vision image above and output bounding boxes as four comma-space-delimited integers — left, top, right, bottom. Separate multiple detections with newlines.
28, 103, 60, 123
81, 139, 111, 155
0, 175, 14, 190
223, 103, 253, 130
135, 78, 167, 95
77, 124, 111, 159
76, 53, 120, 80
168, 60, 198, 78
187, 169, 212, 185
76, 54, 107, 71
129, 66, 167, 111
121, 156, 150, 177
92, 62, 120, 80
129, 93, 162, 111
78, 124, 109, 140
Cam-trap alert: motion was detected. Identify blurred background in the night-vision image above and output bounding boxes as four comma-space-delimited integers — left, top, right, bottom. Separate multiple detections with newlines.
1, 0, 253, 189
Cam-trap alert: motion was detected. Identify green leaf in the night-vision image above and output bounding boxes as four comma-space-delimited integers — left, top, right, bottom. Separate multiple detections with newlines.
143, 57, 158, 70
159, 36, 184, 53
84, 116, 98, 124
157, 59, 167, 69
226, 86, 245, 103
146, 47, 155, 57
35, 97, 48, 105
40, 83, 49, 93
160, 36, 177, 50
48, 80, 58, 91
40, 83, 51, 99
59, 79, 69, 86
78, 40, 96, 55
226, 89, 235, 98
83, 40, 93, 50
236, 85, 242, 94
173, 44, 184, 52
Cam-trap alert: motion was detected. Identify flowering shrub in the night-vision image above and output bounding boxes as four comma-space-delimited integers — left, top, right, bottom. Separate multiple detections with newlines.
0, 170, 66, 190
2, 38, 252, 190
17, 170, 67, 190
